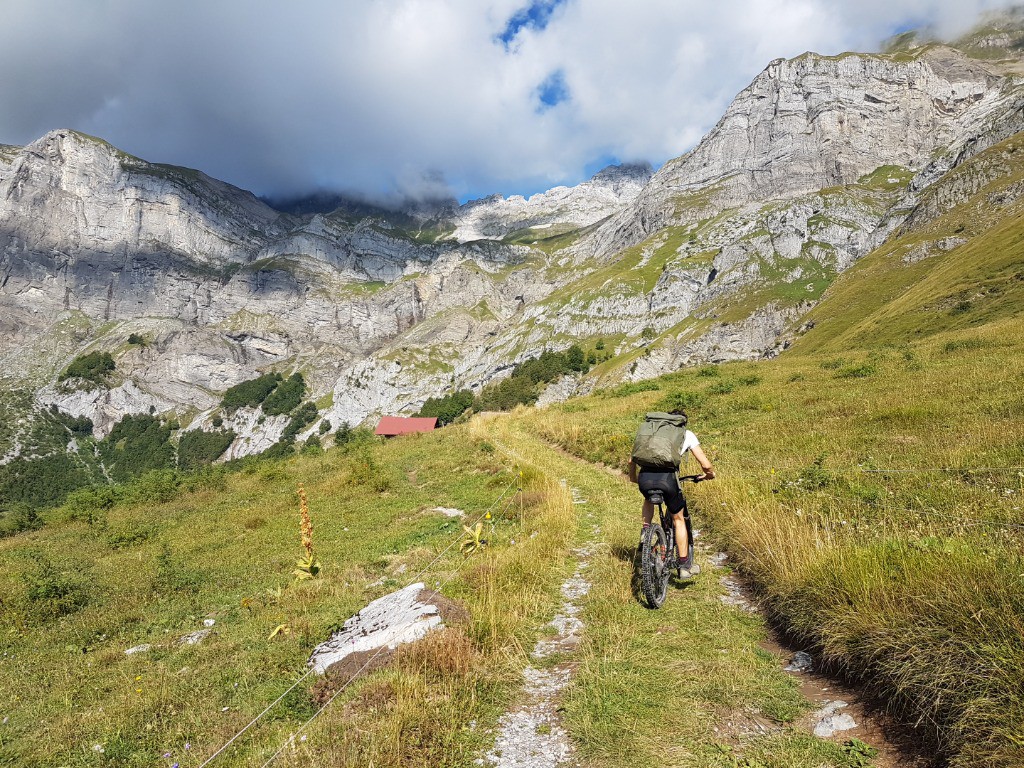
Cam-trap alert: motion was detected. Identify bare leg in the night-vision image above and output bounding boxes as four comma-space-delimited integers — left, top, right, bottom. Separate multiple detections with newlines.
672, 511, 688, 561
641, 498, 654, 525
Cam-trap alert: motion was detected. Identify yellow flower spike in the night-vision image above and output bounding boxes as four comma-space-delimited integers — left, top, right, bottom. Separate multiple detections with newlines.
484, 512, 491, 520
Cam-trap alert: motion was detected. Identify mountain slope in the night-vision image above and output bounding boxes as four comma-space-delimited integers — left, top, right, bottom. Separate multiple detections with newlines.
4, 25, 1024, 474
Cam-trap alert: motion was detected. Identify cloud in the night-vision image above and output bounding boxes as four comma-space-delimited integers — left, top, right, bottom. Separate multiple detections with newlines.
0, 0, 1020, 202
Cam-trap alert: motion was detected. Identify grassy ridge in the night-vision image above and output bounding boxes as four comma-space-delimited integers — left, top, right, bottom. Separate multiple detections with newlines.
0, 428, 576, 767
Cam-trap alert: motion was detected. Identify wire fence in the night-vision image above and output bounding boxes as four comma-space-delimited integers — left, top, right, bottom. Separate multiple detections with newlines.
197, 467, 524, 768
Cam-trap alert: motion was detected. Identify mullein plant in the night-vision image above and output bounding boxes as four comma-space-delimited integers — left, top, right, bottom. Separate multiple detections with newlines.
460, 521, 488, 555
294, 483, 321, 579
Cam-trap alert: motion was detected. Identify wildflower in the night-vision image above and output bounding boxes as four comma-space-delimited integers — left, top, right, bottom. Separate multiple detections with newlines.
92, 744, 104, 753
297, 484, 313, 557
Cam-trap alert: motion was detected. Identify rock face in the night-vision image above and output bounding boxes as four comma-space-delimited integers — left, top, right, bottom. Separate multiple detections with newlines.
3, 36, 1024, 459
584, 46, 1024, 260
446, 162, 652, 242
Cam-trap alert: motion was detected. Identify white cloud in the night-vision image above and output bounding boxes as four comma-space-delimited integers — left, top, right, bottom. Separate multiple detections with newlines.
0, 0, 1019, 201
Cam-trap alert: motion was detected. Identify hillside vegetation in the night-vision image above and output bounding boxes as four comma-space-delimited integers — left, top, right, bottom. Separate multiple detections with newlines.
0, 430, 577, 767
517, 137, 1024, 766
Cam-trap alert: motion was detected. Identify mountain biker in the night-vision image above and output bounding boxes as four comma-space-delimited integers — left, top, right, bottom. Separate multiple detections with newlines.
628, 409, 715, 577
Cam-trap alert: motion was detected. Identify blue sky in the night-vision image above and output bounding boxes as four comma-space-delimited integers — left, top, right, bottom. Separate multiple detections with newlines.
0, 0, 1019, 204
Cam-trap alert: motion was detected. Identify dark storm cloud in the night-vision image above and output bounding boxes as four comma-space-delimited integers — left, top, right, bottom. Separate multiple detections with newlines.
1, 0, 1020, 202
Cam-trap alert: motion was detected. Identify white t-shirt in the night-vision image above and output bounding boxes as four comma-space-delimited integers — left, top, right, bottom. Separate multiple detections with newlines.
680, 430, 699, 456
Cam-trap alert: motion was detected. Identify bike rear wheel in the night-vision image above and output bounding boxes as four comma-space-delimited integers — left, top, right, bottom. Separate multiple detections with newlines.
640, 523, 669, 608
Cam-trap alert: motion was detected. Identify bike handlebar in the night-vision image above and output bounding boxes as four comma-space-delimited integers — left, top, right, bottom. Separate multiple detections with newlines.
678, 473, 704, 483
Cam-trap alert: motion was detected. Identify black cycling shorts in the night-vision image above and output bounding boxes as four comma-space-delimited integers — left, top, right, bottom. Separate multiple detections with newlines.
638, 470, 686, 515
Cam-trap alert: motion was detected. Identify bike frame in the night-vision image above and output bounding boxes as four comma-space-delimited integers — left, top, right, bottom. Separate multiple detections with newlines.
649, 491, 693, 572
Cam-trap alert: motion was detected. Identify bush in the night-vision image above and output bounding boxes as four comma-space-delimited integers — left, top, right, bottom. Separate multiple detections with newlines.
22, 554, 88, 620
50, 406, 93, 437
105, 523, 155, 549
835, 363, 877, 379
153, 544, 202, 594
127, 333, 146, 346
318, 419, 331, 435
178, 429, 236, 471
282, 402, 318, 442
657, 390, 705, 411
260, 440, 296, 460
59, 351, 115, 383
418, 390, 474, 426
0, 453, 93, 510
63, 484, 121, 525
0, 502, 42, 537
127, 469, 180, 505
606, 380, 659, 398
262, 373, 306, 416
221, 373, 282, 411
474, 373, 538, 412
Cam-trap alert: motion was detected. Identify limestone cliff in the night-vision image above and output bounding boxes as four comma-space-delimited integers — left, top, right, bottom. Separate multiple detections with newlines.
3, 35, 1024, 460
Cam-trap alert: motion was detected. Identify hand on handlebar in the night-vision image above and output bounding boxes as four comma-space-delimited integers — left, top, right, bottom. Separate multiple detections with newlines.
689, 468, 716, 482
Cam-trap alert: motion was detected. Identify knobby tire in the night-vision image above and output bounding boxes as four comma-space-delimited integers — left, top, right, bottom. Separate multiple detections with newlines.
640, 524, 669, 608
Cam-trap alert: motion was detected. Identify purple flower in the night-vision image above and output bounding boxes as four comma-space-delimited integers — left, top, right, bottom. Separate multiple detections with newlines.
184, 742, 191, 751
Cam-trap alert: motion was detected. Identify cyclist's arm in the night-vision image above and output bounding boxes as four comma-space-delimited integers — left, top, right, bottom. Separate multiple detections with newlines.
628, 459, 639, 484
690, 444, 716, 480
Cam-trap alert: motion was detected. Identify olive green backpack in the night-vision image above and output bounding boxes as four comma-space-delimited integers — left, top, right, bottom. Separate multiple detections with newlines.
631, 412, 687, 470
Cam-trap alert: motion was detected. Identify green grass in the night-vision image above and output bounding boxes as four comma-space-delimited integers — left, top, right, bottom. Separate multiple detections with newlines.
0, 426, 578, 767
517, 318, 1024, 766
488, 419, 871, 768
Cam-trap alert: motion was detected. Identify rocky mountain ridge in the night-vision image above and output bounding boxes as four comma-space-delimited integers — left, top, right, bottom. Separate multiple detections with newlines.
3, 32, 1024, 462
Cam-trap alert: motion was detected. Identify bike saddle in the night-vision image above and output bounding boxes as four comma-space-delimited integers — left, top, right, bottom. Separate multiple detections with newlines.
644, 490, 665, 506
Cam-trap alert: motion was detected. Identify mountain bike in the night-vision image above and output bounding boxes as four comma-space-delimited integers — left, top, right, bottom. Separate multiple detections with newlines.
639, 474, 702, 609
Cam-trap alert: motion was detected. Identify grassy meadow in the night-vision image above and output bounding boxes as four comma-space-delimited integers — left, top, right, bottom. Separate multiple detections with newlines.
0, 429, 577, 767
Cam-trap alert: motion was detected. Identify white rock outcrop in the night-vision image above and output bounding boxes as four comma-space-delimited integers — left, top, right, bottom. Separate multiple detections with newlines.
308, 582, 444, 675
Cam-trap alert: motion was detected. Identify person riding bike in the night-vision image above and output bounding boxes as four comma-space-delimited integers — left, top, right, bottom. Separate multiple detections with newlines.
628, 409, 715, 577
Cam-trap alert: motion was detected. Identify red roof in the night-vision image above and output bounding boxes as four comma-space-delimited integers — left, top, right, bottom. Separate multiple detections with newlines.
374, 416, 438, 436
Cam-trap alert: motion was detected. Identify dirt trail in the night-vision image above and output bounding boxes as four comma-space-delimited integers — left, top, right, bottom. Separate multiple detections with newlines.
482, 419, 922, 767
484, 483, 598, 768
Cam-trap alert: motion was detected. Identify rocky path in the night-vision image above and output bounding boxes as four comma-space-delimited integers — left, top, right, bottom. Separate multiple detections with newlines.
483, 482, 597, 768
479, 416, 915, 768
